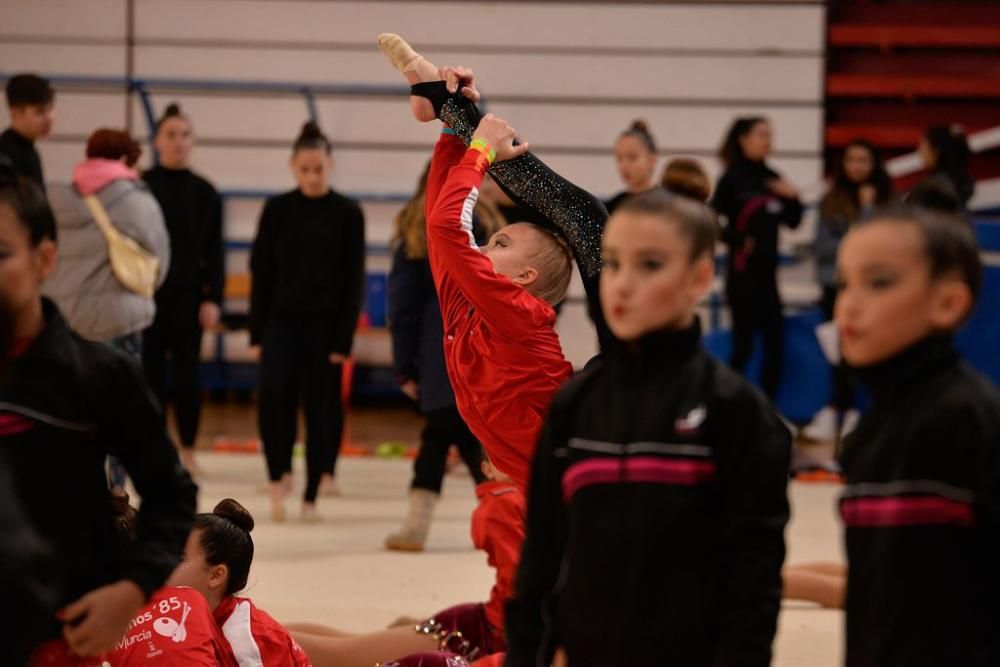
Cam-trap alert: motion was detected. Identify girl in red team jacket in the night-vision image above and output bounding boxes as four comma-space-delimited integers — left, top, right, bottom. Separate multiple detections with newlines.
166, 500, 312, 667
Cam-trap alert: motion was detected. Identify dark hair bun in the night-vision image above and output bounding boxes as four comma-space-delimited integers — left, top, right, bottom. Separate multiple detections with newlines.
164, 103, 182, 118
298, 120, 325, 141
293, 120, 332, 154
213, 498, 254, 533
630, 119, 650, 133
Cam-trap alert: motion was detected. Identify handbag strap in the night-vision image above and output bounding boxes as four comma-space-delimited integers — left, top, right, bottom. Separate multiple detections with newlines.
83, 194, 119, 244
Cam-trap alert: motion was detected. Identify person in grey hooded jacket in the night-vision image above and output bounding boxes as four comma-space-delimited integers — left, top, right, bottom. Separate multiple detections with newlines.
44, 129, 169, 348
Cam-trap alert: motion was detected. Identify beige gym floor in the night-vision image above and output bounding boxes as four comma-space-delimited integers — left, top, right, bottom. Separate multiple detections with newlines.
187, 406, 844, 666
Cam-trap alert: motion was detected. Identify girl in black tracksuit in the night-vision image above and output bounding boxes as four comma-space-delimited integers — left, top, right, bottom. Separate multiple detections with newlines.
506, 190, 791, 667
142, 104, 224, 474
249, 122, 365, 521
0, 161, 196, 660
835, 205, 1000, 667
712, 117, 803, 399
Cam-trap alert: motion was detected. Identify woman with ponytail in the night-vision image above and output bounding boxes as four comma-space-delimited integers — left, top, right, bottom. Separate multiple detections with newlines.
142, 103, 224, 477
249, 121, 366, 522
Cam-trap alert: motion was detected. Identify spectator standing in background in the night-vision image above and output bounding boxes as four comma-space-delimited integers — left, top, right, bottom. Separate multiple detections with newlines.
385, 163, 486, 553
712, 117, 803, 399
806, 139, 893, 442
605, 119, 660, 215
142, 103, 224, 477
45, 129, 170, 351
249, 121, 365, 524
45, 129, 170, 491
910, 125, 975, 213
0, 74, 55, 192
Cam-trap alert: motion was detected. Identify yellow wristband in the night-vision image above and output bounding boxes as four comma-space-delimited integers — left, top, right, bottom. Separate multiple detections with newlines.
469, 138, 497, 165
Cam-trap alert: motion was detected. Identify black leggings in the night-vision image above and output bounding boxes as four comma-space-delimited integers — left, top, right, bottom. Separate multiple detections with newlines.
143, 287, 203, 448
412, 407, 486, 493
414, 84, 611, 349
727, 276, 784, 399
258, 315, 344, 503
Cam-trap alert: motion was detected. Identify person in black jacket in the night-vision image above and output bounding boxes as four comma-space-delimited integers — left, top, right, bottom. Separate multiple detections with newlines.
835, 204, 1000, 667
142, 103, 224, 477
249, 121, 365, 523
0, 74, 54, 192
0, 161, 196, 659
506, 189, 791, 667
0, 293, 60, 667
712, 117, 803, 399
385, 163, 486, 552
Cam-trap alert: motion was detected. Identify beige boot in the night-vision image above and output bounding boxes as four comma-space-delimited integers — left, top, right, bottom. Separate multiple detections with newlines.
385, 489, 439, 552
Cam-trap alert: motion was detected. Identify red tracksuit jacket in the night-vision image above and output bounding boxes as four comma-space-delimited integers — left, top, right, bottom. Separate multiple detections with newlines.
67, 586, 238, 667
471, 480, 526, 643
213, 596, 312, 667
425, 134, 573, 490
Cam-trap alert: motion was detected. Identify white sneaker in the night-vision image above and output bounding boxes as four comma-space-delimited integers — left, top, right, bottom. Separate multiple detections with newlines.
803, 406, 838, 443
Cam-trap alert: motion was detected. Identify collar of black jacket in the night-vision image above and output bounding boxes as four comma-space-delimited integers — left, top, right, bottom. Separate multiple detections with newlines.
607, 317, 702, 380
12, 298, 71, 368
852, 333, 959, 401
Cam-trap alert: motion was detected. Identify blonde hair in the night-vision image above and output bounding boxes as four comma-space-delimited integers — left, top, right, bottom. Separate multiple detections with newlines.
525, 224, 573, 306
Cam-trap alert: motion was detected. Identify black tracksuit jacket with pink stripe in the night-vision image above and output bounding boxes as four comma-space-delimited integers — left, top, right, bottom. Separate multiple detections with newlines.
840, 335, 1000, 667
0, 299, 197, 641
505, 322, 791, 667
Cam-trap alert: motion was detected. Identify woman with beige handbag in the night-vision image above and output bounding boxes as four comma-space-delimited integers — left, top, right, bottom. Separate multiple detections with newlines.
44, 128, 171, 486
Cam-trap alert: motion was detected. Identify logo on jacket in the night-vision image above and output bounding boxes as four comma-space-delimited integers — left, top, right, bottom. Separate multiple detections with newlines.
675, 405, 706, 434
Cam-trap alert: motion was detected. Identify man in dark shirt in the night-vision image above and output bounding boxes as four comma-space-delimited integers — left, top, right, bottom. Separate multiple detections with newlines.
0, 74, 55, 192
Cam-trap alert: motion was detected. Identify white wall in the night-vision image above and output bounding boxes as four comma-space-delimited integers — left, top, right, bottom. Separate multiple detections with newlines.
1, 0, 826, 366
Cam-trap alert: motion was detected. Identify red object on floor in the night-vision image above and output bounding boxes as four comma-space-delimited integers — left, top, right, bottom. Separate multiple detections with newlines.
795, 470, 846, 484
212, 437, 261, 453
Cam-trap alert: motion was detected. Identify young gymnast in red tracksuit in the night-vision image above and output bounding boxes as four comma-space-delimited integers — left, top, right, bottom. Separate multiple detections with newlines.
168, 500, 312, 667
421, 117, 574, 491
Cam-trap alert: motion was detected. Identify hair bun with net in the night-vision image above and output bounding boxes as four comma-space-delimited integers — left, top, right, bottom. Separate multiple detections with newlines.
213, 498, 255, 533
